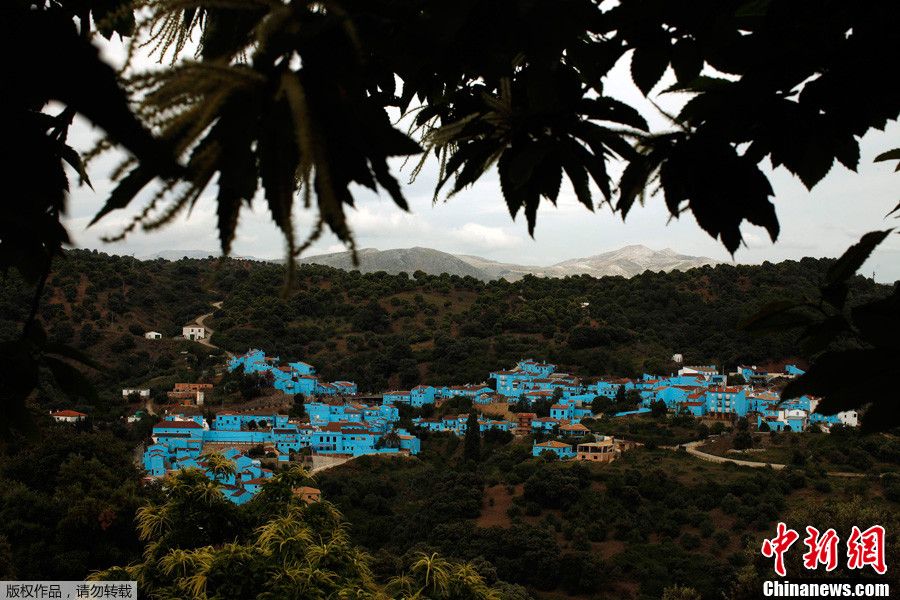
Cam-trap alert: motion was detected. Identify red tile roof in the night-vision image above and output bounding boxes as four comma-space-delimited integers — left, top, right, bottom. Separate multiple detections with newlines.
536, 440, 571, 448
242, 477, 270, 485
156, 420, 203, 429
51, 410, 87, 418
561, 423, 589, 431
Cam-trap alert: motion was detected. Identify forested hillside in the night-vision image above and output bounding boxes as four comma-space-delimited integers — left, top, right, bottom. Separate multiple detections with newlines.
2, 250, 897, 598
314, 436, 900, 599
0, 249, 890, 401
214, 256, 876, 391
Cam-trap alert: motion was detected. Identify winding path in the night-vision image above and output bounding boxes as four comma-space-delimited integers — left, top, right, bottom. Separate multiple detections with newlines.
189, 300, 232, 357
675, 440, 867, 478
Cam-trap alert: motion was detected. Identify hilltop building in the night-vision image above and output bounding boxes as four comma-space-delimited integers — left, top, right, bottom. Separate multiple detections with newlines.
182, 324, 207, 340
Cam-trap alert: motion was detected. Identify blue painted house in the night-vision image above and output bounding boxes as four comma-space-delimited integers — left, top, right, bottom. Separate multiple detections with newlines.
410, 385, 436, 407
595, 379, 634, 398
143, 445, 274, 505
531, 416, 561, 432
214, 412, 288, 431
489, 369, 532, 398
382, 390, 412, 405
532, 440, 575, 459
703, 387, 749, 417
518, 359, 555, 377
227, 350, 357, 398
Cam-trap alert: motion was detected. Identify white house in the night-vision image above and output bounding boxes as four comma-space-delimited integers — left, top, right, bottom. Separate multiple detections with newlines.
837, 410, 859, 427
678, 365, 717, 377
122, 388, 150, 399
671, 353, 683, 364
145, 331, 162, 339
51, 410, 87, 423
182, 324, 207, 340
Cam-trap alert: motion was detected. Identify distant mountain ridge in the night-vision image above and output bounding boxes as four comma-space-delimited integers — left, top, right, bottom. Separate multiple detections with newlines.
297, 245, 720, 281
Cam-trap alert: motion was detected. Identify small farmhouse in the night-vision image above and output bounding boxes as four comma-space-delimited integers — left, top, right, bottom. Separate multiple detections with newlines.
51, 410, 87, 423
182, 324, 207, 340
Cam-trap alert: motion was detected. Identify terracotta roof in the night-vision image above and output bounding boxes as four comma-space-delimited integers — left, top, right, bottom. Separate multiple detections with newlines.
51, 410, 87, 418
156, 420, 203, 429
242, 477, 270, 485
320, 422, 347, 432
340, 427, 372, 435
561, 423, 589, 431
535, 440, 571, 448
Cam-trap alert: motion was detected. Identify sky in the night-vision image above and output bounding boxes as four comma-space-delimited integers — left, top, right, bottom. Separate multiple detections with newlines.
61, 40, 900, 282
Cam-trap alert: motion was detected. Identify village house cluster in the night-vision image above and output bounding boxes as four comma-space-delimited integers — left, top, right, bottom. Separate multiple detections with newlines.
481, 359, 857, 459
487, 359, 857, 431
141, 350, 419, 504
132, 349, 859, 502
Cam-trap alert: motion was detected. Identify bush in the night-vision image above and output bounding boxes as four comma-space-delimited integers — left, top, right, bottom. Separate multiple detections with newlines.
813, 479, 832, 493
712, 530, 731, 548
720, 493, 740, 513
733, 431, 753, 450
881, 473, 900, 502
697, 424, 710, 439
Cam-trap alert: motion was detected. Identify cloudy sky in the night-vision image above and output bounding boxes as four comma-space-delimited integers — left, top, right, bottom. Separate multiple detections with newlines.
63, 46, 900, 282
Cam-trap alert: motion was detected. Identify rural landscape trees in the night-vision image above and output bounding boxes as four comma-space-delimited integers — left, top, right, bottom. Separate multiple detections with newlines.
5, 0, 899, 430
2, 2, 899, 596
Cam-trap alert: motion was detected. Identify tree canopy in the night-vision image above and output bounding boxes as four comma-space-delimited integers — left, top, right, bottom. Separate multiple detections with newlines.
4, 0, 900, 429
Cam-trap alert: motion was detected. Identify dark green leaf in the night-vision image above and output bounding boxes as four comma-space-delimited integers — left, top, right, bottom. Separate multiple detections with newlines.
561, 149, 593, 211
874, 148, 900, 164
671, 38, 703, 84
89, 167, 155, 226
43, 356, 98, 404
739, 301, 812, 332
630, 41, 670, 96
823, 229, 892, 288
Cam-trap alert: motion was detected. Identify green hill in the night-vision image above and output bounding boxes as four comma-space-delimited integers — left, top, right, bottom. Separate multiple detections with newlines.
1, 249, 890, 406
